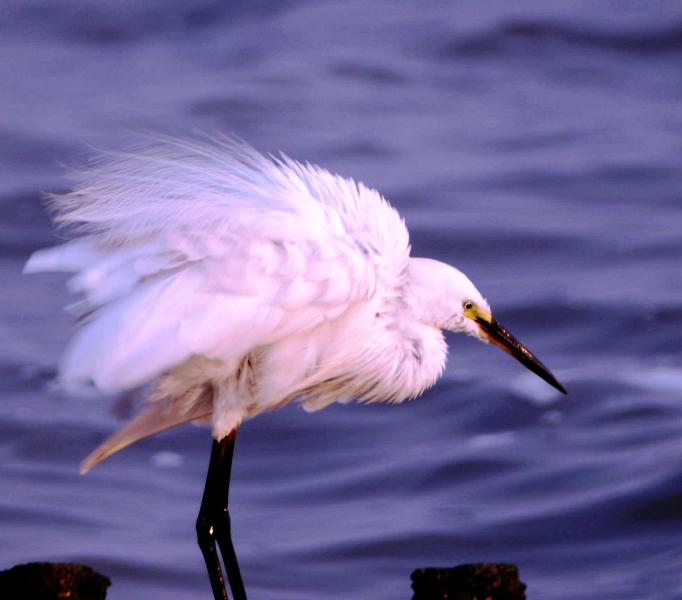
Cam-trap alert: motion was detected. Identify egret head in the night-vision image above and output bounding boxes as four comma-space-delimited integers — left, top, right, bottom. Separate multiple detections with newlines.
409, 257, 566, 394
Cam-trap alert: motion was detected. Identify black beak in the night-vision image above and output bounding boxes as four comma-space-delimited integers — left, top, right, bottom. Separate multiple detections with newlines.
476, 317, 567, 394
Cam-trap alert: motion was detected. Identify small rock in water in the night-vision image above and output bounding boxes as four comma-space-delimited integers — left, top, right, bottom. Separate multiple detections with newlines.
411, 563, 526, 600
0, 562, 111, 600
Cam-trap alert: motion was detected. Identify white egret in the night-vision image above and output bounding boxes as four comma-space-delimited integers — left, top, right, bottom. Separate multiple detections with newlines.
25, 135, 565, 600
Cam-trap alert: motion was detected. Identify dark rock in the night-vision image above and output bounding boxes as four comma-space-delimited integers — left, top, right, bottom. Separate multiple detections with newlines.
0, 562, 110, 600
411, 563, 526, 600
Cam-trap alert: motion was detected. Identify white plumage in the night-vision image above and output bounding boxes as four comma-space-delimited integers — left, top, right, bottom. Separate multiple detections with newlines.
25, 135, 568, 600
24, 135, 521, 473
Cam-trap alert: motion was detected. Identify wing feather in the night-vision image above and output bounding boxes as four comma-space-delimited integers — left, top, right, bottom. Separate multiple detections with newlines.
79, 387, 213, 474
27, 135, 410, 393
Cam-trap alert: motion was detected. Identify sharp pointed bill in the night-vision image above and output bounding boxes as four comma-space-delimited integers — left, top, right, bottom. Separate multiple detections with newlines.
475, 316, 567, 394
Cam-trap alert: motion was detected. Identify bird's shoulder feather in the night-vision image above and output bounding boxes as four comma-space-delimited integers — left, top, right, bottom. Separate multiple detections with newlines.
26, 136, 411, 391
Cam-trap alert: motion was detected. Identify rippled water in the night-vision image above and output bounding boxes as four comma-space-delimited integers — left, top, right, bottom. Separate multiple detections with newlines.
2, 1, 682, 598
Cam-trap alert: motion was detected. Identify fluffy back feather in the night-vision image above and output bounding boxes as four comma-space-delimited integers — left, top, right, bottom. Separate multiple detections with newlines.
27, 135, 411, 394
51, 134, 408, 262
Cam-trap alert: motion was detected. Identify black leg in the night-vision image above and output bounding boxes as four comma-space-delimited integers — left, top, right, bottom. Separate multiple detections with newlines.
196, 430, 248, 600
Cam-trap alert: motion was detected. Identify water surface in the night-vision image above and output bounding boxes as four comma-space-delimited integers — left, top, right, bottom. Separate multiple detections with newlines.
2, 2, 682, 598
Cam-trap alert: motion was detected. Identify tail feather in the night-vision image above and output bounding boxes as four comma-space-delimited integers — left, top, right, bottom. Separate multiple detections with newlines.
80, 390, 212, 474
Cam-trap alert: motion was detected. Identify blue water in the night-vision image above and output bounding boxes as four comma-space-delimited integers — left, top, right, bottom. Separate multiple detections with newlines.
2, 1, 682, 598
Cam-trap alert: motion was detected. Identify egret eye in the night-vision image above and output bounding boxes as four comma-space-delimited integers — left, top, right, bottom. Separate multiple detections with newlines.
463, 301, 474, 311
